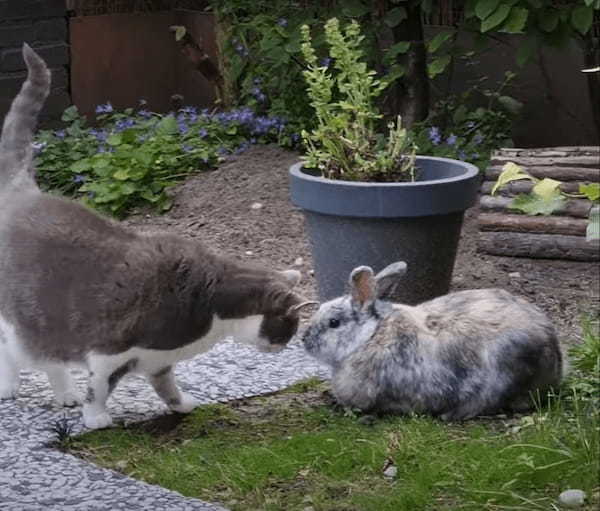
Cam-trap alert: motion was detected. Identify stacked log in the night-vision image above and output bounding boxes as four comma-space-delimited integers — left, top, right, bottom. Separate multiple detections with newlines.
477, 147, 600, 262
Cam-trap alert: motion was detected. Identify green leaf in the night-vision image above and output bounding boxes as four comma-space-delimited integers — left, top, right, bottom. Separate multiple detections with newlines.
155, 116, 178, 135
538, 9, 559, 32
510, 192, 566, 215
69, 159, 91, 173
497, 95, 523, 114
501, 7, 529, 33
387, 41, 411, 58
579, 183, 600, 201
342, 0, 370, 18
61, 105, 80, 123
427, 31, 453, 53
571, 6, 594, 34
107, 134, 122, 146
491, 162, 532, 195
587, 206, 600, 241
112, 168, 131, 181
532, 178, 562, 200
516, 37, 536, 67
475, 0, 501, 20
427, 55, 451, 78
384, 7, 407, 28
481, 4, 512, 32
92, 159, 109, 170
171, 25, 186, 41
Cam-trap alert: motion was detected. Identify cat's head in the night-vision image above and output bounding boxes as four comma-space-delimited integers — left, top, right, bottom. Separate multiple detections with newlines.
214, 267, 313, 353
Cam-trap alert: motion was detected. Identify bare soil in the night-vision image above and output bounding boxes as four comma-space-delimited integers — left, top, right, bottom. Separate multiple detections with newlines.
125, 144, 599, 343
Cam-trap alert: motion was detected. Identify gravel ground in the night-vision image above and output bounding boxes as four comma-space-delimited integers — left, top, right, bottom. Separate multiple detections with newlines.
1, 144, 597, 510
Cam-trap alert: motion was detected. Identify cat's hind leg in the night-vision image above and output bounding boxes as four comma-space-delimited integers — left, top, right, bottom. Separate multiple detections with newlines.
148, 366, 199, 413
45, 365, 82, 407
82, 355, 137, 429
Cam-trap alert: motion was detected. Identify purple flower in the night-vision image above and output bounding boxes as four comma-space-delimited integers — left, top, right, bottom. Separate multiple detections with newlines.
320, 57, 331, 68
471, 152, 480, 159
181, 106, 198, 115
89, 128, 108, 142
95, 102, 113, 114
198, 128, 208, 138
253, 77, 262, 85
137, 109, 152, 119
277, 18, 288, 27
177, 121, 189, 135
32, 141, 46, 155
291, 133, 300, 144
458, 151, 467, 160
234, 43, 249, 57
446, 134, 457, 146
72, 174, 86, 184
97, 146, 107, 153
54, 129, 66, 139
182, 144, 193, 153
428, 126, 441, 145
115, 118, 136, 132
473, 133, 484, 145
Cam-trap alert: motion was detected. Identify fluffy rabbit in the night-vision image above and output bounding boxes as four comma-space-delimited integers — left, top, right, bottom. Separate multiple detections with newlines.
302, 262, 562, 420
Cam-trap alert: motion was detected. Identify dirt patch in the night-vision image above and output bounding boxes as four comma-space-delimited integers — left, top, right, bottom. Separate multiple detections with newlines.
125, 144, 599, 343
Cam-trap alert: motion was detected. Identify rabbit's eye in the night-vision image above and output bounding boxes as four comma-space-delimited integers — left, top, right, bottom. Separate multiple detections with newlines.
329, 318, 340, 329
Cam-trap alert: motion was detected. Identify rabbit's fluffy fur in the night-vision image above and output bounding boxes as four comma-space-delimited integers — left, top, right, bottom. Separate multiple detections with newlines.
302, 263, 562, 420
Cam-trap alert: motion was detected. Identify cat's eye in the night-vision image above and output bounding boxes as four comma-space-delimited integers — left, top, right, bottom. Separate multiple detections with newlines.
329, 318, 340, 329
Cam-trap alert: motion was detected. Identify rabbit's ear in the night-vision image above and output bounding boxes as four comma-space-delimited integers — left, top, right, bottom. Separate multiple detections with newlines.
279, 270, 301, 288
375, 261, 407, 300
350, 266, 376, 309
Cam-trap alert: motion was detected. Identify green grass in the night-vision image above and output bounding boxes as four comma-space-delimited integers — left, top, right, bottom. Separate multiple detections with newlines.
65, 371, 599, 511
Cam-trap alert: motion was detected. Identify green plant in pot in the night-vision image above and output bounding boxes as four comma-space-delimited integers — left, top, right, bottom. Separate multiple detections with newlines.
289, 18, 480, 305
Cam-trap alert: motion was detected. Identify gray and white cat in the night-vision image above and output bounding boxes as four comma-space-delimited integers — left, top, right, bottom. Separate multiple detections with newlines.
0, 44, 306, 429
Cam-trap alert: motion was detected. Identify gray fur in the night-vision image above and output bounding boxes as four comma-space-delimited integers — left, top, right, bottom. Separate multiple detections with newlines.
302, 262, 562, 420
0, 46, 303, 427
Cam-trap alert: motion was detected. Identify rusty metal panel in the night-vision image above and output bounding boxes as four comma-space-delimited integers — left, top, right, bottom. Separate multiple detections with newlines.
69, 11, 216, 118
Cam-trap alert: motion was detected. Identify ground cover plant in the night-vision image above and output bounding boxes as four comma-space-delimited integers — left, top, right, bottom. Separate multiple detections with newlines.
64, 320, 599, 511
33, 103, 295, 217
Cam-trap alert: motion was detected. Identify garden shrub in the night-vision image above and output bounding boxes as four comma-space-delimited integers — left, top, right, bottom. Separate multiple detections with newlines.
34, 103, 292, 217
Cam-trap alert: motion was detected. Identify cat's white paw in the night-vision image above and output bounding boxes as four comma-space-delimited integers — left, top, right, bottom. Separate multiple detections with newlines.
170, 392, 199, 414
0, 382, 20, 400
83, 410, 113, 430
55, 391, 82, 407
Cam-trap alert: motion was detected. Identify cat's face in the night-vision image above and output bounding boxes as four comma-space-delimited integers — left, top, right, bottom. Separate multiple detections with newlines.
255, 308, 301, 352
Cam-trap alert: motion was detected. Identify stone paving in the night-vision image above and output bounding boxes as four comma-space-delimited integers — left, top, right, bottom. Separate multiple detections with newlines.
0, 339, 329, 510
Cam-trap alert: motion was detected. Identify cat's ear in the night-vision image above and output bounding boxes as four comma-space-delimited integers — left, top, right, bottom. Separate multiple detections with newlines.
279, 270, 301, 288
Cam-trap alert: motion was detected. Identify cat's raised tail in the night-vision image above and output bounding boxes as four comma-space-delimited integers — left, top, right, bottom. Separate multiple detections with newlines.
0, 43, 50, 189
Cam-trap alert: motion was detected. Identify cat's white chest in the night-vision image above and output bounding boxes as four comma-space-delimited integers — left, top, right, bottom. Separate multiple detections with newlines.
90, 314, 264, 375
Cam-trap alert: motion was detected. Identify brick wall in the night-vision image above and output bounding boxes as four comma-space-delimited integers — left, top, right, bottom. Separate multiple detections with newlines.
0, 0, 70, 125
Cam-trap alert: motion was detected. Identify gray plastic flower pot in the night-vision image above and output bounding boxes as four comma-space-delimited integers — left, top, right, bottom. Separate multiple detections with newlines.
289, 156, 481, 305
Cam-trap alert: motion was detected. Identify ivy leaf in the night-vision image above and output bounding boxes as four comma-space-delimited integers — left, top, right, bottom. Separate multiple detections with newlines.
510, 192, 566, 215
427, 55, 451, 78
170, 25, 187, 41
579, 183, 600, 201
491, 162, 532, 195
61, 105, 80, 123
427, 31, 453, 53
501, 7, 529, 33
532, 178, 562, 200
571, 6, 594, 34
481, 4, 512, 32
384, 7, 407, 28
587, 206, 600, 242
475, 0, 501, 20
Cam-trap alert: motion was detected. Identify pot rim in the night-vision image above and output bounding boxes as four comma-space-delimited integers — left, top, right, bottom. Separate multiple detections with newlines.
289, 155, 479, 188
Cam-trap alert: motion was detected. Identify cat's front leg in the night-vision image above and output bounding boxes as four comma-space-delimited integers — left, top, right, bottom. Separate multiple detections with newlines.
46, 366, 82, 407
149, 366, 199, 414
0, 346, 20, 399
82, 356, 136, 429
